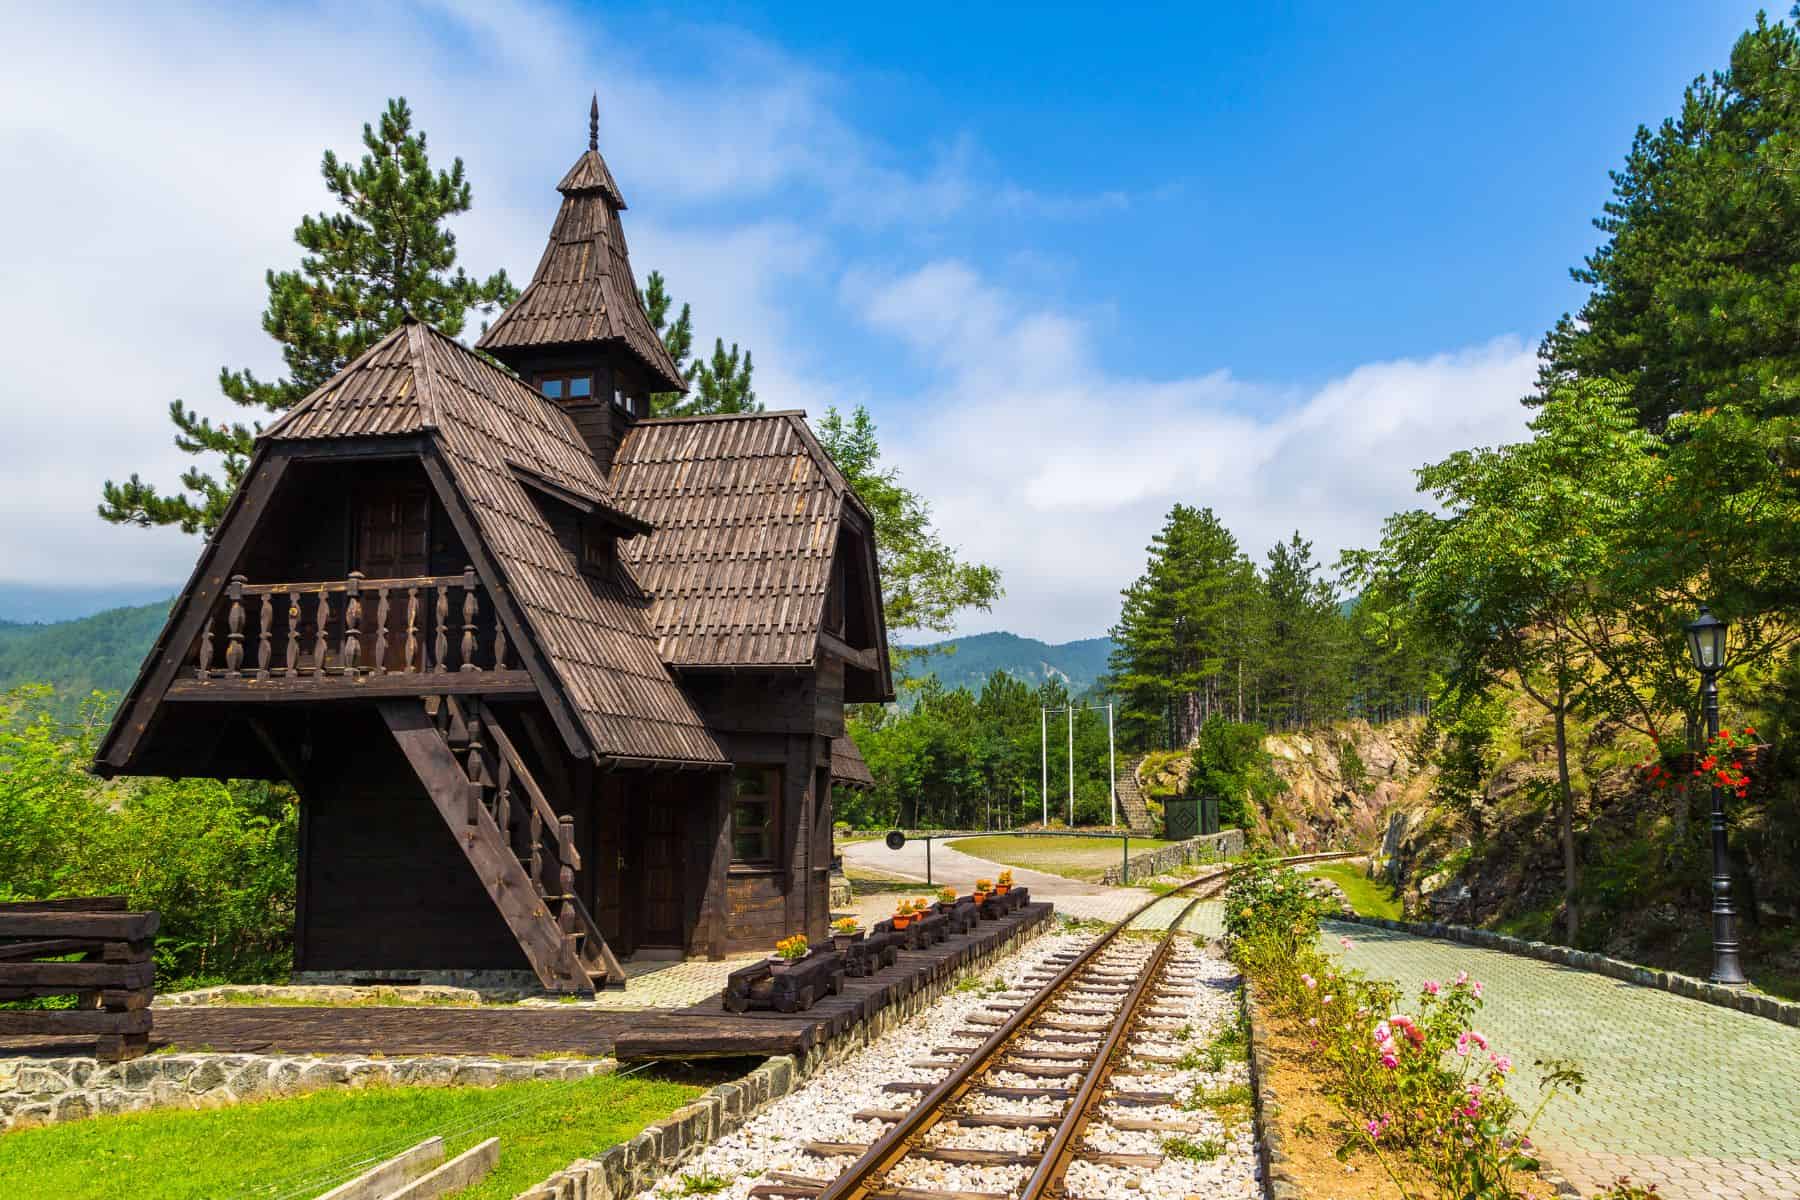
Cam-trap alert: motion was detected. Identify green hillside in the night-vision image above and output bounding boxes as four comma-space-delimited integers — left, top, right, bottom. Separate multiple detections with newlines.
898, 632, 1113, 697
0, 600, 170, 724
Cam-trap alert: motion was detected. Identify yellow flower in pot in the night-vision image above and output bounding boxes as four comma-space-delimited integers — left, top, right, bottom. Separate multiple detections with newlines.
995, 870, 1013, 895
774, 934, 809, 964
937, 886, 958, 908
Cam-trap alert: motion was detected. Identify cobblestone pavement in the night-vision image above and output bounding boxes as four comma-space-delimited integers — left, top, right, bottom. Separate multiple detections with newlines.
1322, 920, 1800, 1200
525, 956, 756, 1010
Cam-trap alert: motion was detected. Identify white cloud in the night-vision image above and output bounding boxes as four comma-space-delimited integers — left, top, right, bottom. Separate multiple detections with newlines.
855, 261, 1539, 643
0, 1, 1539, 647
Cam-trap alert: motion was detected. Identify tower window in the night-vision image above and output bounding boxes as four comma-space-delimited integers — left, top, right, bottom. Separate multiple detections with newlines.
537, 373, 593, 401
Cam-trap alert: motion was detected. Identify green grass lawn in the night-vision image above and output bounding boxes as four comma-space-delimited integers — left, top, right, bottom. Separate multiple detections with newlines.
948, 834, 1177, 882
0, 1070, 702, 1200
1304, 863, 1403, 920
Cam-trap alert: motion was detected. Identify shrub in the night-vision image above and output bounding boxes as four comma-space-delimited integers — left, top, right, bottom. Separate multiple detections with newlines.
1189, 716, 1283, 827
1222, 854, 1326, 952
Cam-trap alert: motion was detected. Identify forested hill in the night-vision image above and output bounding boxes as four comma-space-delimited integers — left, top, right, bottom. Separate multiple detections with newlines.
898, 632, 1113, 696
0, 600, 170, 722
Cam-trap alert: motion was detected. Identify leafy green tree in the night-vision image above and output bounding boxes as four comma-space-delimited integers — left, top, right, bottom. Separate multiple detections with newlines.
1187, 715, 1281, 829
1538, 11, 1800, 430
1348, 381, 1670, 943
99, 99, 517, 535
641, 270, 760, 418
0, 687, 296, 984
817, 405, 1003, 640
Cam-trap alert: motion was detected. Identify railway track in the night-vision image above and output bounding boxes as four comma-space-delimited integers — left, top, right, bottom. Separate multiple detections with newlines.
763, 852, 1353, 1200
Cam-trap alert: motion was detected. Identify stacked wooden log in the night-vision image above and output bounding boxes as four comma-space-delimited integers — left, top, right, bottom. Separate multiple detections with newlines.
0, 897, 159, 1061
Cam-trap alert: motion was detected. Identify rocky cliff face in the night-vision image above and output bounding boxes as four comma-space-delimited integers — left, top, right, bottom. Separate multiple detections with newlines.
1254, 718, 1435, 851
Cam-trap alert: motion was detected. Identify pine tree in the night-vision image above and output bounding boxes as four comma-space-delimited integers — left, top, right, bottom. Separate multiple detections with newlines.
641, 270, 760, 418
98, 99, 517, 535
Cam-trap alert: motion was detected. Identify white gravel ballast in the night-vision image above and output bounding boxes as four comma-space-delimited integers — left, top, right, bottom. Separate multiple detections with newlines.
630, 926, 1261, 1200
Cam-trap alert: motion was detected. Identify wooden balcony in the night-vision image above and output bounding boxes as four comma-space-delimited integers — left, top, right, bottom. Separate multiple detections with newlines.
164, 568, 536, 701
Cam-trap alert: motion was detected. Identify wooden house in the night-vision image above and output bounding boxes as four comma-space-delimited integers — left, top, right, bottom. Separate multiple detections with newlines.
94, 105, 893, 992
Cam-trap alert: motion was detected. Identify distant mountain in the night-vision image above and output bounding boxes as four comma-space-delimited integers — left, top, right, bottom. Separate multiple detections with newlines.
0, 601, 170, 723
897, 632, 1114, 698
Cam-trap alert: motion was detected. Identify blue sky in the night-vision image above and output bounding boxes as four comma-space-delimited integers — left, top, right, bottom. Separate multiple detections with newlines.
0, 1, 1762, 638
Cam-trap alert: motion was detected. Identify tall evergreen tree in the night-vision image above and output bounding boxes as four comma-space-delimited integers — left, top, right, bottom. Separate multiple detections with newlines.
1257, 533, 1349, 730
1108, 505, 1257, 747
98, 99, 517, 534
641, 270, 760, 418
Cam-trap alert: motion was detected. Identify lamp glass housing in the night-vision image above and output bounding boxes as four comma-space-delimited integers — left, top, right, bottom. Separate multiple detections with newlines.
1686, 608, 1728, 673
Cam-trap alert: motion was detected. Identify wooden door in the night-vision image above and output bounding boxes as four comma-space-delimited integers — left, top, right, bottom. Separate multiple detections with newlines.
354, 484, 432, 671
637, 790, 684, 948
354, 484, 431, 579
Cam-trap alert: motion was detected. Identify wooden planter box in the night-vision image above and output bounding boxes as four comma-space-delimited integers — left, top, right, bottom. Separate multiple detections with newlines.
722, 948, 846, 1014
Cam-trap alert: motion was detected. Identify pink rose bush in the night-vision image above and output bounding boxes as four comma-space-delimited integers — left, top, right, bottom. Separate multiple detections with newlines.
1226, 858, 1582, 1198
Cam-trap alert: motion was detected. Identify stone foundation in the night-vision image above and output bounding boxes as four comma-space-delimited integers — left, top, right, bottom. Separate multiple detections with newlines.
1100, 828, 1246, 885
0, 1054, 610, 1135
290, 968, 549, 999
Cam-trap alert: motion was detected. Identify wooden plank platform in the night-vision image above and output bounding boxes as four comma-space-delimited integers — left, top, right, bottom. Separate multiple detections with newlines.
0, 902, 1054, 1063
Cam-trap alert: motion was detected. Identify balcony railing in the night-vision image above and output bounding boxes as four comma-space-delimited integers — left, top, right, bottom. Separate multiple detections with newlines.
188, 568, 514, 686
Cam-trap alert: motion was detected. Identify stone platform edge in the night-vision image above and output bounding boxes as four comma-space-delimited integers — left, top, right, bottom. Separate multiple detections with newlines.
515, 904, 1058, 1200
1336, 914, 1800, 1028
1241, 977, 1581, 1200
0, 1054, 610, 1135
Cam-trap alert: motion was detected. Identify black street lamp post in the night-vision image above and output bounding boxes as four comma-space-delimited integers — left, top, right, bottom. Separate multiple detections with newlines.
1685, 606, 1747, 986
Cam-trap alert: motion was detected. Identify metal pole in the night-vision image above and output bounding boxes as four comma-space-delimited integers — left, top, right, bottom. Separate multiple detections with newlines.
1107, 702, 1117, 828
1040, 708, 1048, 827
1703, 670, 1746, 984
926, 836, 933, 888
1067, 704, 1075, 826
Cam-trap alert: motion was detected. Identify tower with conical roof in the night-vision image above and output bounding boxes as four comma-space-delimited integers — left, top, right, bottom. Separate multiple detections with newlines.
478, 96, 684, 471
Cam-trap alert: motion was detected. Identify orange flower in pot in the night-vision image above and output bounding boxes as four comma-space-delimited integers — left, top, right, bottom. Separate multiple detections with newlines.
974, 877, 994, 902
936, 886, 959, 912
891, 900, 915, 930
994, 870, 1013, 895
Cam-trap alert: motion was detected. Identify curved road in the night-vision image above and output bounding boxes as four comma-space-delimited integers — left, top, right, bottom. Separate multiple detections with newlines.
841, 836, 1155, 922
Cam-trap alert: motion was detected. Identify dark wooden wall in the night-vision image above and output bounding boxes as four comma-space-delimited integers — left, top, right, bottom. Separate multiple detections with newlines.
297, 709, 527, 973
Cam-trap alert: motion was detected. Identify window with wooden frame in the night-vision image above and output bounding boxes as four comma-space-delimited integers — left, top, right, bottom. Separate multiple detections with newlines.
536, 372, 594, 402
731, 766, 781, 864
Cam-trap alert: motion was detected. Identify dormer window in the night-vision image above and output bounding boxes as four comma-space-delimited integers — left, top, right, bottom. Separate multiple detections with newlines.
538, 373, 593, 402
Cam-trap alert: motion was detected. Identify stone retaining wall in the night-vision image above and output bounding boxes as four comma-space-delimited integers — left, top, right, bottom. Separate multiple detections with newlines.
0, 1053, 609, 1134
515, 905, 1058, 1200
1100, 828, 1245, 885
1337, 914, 1800, 1028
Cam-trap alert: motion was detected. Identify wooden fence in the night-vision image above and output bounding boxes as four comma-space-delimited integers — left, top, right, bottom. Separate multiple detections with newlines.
0, 897, 159, 1061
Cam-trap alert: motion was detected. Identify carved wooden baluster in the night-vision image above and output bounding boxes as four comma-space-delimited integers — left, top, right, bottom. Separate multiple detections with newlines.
460, 567, 479, 672
372, 586, 390, 676
285, 589, 301, 678
224, 575, 246, 677
495, 755, 514, 847
196, 615, 215, 682
493, 619, 508, 671
464, 701, 485, 827
403, 586, 421, 673
343, 572, 363, 678
255, 593, 273, 681
434, 585, 450, 674
313, 586, 331, 678
557, 814, 579, 940
529, 806, 544, 898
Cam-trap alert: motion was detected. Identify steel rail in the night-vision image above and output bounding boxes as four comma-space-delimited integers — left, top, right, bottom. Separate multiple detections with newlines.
813, 850, 1357, 1200
1021, 893, 1202, 1200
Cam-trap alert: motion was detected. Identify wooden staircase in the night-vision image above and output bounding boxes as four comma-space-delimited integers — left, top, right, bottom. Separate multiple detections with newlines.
379, 696, 626, 992
1117, 755, 1157, 836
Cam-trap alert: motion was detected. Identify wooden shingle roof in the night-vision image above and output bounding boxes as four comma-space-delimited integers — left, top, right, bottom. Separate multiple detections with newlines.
475, 127, 684, 394
830, 736, 875, 790
265, 321, 725, 767
610, 411, 865, 668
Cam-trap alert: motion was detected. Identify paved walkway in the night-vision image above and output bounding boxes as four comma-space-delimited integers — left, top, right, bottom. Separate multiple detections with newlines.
1322, 919, 1800, 1200
841, 836, 1155, 922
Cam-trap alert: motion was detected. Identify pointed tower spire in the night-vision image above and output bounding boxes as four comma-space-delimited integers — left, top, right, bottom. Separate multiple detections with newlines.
477, 94, 687, 448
